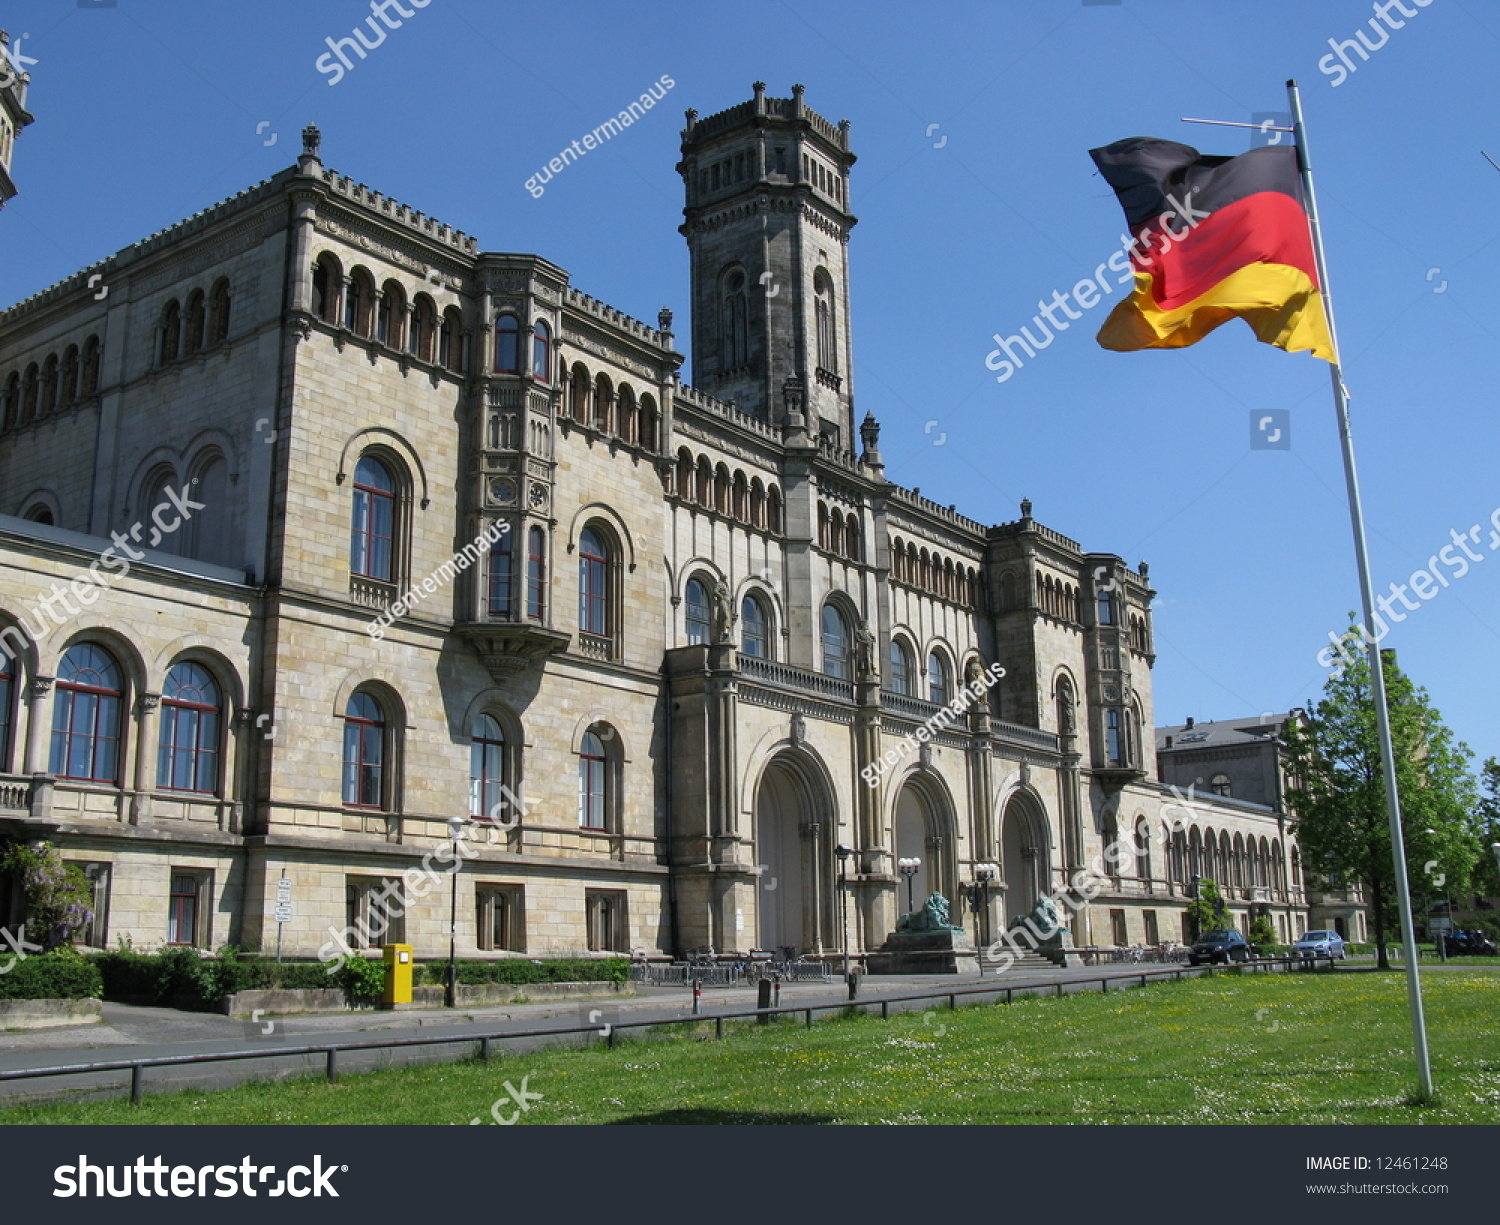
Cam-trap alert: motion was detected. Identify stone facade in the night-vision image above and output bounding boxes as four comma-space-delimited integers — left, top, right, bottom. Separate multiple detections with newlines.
0, 91, 1307, 966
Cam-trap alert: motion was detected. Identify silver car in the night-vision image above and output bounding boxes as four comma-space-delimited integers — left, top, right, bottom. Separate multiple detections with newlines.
1293, 930, 1346, 959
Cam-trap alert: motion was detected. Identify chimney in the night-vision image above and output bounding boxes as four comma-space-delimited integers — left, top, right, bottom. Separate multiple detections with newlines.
1185, 716, 1194, 730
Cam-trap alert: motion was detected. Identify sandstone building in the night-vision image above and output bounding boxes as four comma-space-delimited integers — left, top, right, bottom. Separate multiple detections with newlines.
0, 86, 1308, 963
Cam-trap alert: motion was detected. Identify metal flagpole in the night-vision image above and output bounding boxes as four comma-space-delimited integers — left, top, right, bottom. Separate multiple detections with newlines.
1285, 77, 1433, 1098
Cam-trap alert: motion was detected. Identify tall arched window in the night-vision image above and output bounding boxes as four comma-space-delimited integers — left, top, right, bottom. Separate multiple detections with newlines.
531, 320, 551, 381
814, 269, 837, 372
889, 639, 913, 695
410, 294, 437, 361
40, 356, 57, 416
489, 525, 513, 617
494, 315, 521, 374
526, 526, 547, 620
60, 346, 78, 407
439, 308, 462, 372
342, 691, 385, 809
350, 455, 396, 581
0, 648, 14, 770
927, 652, 950, 705
720, 268, 747, 370
1098, 588, 1116, 625
578, 527, 609, 638
822, 604, 851, 680
210, 278, 231, 344
1210, 773, 1232, 798
312, 257, 338, 323
160, 301, 181, 365
470, 713, 506, 820
684, 578, 711, 645
50, 643, 124, 783
81, 337, 101, 396
741, 593, 770, 658
157, 661, 220, 793
345, 272, 371, 335
578, 728, 608, 830
377, 282, 403, 347
184, 290, 206, 354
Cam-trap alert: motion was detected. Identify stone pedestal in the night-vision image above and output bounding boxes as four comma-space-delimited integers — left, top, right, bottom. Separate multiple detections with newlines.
866, 929, 978, 975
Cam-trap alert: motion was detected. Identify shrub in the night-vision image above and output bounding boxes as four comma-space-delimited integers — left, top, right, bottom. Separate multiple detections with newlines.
0, 952, 103, 1000
0, 841, 94, 949
332, 954, 386, 1001
428, 957, 629, 987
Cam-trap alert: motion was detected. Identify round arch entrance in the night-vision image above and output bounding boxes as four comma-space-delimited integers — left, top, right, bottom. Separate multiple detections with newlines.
891, 773, 957, 917
753, 752, 835, 954
999, 791, 1049, 927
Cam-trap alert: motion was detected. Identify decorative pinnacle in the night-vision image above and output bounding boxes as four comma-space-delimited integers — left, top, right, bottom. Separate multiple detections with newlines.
301, 124, 322, 158
1020, 497, 1033, 519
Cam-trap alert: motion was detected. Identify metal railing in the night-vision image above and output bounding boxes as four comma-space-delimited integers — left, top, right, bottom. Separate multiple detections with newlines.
0, 957, 1317, 1106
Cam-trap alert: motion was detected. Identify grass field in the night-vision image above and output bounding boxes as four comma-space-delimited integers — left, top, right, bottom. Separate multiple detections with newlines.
5, 969, 1498, 1125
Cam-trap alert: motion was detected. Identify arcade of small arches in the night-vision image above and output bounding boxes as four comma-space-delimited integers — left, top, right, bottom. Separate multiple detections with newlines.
310, 252, 465, 372
156, 278, 232, 367
890, 536, 980, 608
0, 334, 102, 436
561, 364, 660, 451
670, 447, 785, 534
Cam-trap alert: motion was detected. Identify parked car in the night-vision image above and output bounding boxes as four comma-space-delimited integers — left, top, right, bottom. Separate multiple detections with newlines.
1188, 929, 1252, 965
1293, 930, 1346, 960
1441, 929, 1498, 957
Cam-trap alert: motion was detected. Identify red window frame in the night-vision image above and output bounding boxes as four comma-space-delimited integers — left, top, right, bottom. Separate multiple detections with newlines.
578, 528, 608, 637
157, 662, 220, 794
50, 645, 123, 783
167, 874, 201, 946
495, 315, 521, 374
526, 526, 547, 621
350, 456, 395, 581
489, 528, 513, 617
531, 320, 551, 382
578, 730, 607, 829
470, 714, 506, 820
342, 692, 385, 809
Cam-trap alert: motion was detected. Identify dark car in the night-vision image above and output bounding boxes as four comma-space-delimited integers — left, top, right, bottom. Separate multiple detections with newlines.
1188, 929, 1252, 965
1441, 929, 1498, 957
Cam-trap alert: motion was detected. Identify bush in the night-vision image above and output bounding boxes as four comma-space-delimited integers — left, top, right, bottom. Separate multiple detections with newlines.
425, 957, 629, 987
93, 951, 352, 1009
0, 952, 103, 1000
332, 954, 386, 1001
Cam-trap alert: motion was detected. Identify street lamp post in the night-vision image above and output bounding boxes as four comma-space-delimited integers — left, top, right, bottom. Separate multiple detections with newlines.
971, 863, 999, 974
446, 815, 466, 1008
898, 857, 922, 916
835, 844, 853, 980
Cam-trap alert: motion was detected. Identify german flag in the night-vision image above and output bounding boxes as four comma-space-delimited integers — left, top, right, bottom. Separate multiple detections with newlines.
1089, 138, 1335, 362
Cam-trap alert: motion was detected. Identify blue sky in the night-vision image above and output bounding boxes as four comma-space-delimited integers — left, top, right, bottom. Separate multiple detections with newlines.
4, 0, 1498, 769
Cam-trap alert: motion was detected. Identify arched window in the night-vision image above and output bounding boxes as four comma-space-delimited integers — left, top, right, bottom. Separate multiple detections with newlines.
927, 652, 950, 705
184, 290, 205, 354
411, 294, 437, 361
720, 268, 748, 370
210, 278, 231, 344
578, 527, 609, 638
489, 524, 513, 617
40, 355, 57, 416
594, 374, 613, 433
157, 661, 220, 793
377, 281, 403, 347
767, 486, 783, 534
822, 603, 851, 680
23, 503, 52, 525
526, 526, 547, 620
350, 455, 396, 581
345, 271, 373, 336
639, 395, 659, 451
696, 457, 712, 507
618, 385, 639, 443
814, 269, 837, 372
749, 479, 766, 529
470, 713, 506, 820
187, 453, 230, 565
3, 371, 19, 430
578, 728, 609, 830
684, 578, 711, 645
81, 337, 101, 396
50, 643, 124, 783
312, 257, 339, 323
1210, 773, 1232, 798
439, 308, 463, 372
570, 365, 590, 424
494, 315, 521, 374
741, 593, 770, 658
889, 638, 913, 695
531, 320, 551, 381
1097, 588, 1115, 625
160, 301, 181, 365
0, 647, 14, 770
342, 691, 386, 808
60, 346, 78, 407
19, 364, 36, 424
676, 449, 694, 500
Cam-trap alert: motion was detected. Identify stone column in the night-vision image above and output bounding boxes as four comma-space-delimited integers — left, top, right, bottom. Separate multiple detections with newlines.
129, 692, 160, 825
22, 676, 53, 775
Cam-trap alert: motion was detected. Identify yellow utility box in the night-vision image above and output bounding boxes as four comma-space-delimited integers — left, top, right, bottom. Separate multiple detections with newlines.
382, 943, 413, 1005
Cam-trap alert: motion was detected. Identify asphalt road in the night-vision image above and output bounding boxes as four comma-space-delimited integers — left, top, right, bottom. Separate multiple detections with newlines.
0, 960, 1282, 1107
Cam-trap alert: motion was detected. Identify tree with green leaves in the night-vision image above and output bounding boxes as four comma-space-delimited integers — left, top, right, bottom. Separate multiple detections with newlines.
1282, 638, 1482, 970
1184, 876, 1229, 940
1476, 758, 1500, 900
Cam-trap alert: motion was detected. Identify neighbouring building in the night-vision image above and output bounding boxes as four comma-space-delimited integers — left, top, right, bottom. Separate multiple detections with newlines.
0, 30, 35, 210
0, 85, 1307, 965
1156, 712, 1363, 942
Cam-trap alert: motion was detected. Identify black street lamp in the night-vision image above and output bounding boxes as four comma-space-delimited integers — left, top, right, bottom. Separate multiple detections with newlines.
971, 863, 998, 974
445, 815, 465, 1008
898, 856, 921, 916
835, 843, 853, 979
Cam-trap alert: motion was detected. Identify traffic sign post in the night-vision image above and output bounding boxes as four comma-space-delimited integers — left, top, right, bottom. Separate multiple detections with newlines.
274, 877, 292, 962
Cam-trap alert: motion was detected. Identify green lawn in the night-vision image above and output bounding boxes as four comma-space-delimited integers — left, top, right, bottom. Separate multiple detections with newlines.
6, 969, 1499, 1125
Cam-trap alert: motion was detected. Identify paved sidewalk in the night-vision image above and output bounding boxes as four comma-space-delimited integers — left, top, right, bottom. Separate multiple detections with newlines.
0, 960, 1228, 1106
